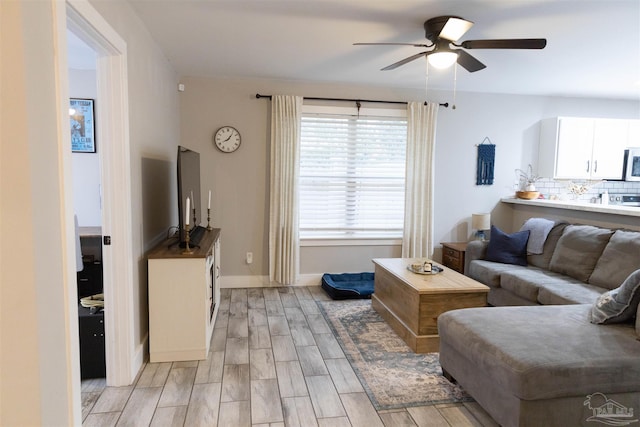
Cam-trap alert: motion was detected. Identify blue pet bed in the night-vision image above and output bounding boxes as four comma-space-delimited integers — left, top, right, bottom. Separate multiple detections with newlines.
321, 272, 375, 300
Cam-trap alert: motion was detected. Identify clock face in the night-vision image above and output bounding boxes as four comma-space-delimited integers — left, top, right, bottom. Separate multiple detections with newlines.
214, 126, 241, 153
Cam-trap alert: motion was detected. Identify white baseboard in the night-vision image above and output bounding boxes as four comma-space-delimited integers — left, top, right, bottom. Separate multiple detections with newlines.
131, 333, 148, 382
221, 274, 323, 288
296, 274, 323, 286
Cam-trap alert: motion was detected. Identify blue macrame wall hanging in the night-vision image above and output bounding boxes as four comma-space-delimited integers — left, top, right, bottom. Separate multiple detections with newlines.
476, 137, 495, 185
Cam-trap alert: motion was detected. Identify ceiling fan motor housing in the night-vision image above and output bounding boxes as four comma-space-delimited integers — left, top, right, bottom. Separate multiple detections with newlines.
424, 16, 464, 42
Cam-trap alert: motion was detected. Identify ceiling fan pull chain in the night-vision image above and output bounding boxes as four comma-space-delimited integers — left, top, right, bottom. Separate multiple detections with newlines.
425, 58, 430, 101
452, 62, 458, 110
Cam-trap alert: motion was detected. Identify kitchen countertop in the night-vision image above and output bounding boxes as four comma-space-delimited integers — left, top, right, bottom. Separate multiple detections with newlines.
501, 197, 640, 218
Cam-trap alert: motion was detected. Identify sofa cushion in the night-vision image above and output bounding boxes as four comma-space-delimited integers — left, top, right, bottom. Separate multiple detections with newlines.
438, 304, 640, 400
548, 225, 613, 282
468, 260, 523, 288
485, 225, 529, 266
537, 281, 606, 305
527, 222, 568, 270
500, 268, 578, 303
589, 230, 640, 290
591, 269, 640, 324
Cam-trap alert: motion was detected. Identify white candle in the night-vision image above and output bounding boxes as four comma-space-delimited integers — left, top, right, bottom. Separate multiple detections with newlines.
208, 190, 211, 210
185, 197, 190, 226
190, 191, 194, 209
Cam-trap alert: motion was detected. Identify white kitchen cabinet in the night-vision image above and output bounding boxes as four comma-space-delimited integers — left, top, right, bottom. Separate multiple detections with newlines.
591, 119, 631, 179
147, 228, 221, 362
539, 117, 636, 180
629, 120, 640, 147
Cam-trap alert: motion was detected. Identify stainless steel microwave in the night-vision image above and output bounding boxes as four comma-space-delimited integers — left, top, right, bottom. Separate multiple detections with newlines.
624, 148, 640, 181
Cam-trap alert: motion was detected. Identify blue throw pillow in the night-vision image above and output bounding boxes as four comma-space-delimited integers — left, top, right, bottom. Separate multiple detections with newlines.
591, 269, 640, 324
485, 225, 530, 266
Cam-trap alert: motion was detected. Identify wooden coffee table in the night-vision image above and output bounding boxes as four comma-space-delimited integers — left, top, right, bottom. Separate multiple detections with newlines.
371, 258, 489, 353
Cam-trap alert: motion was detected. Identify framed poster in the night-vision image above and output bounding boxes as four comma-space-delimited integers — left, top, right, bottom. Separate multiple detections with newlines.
70, 98, 96, 153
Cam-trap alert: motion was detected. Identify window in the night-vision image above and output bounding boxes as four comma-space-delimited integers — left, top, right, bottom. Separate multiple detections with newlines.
299, 106, 407, 240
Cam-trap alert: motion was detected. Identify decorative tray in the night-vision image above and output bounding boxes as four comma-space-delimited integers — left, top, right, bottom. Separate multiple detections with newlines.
407, 265, 443, 275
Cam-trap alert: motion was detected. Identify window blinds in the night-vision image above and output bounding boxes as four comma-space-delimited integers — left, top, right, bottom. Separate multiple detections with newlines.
299, 113, 407, 239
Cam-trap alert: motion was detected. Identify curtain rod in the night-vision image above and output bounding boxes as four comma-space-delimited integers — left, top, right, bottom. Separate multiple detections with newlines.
255, 94, 448, 108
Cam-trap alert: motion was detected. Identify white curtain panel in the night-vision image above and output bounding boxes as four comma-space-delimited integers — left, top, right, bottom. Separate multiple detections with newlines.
269, 95, 303, 285
402, 101, 439, 258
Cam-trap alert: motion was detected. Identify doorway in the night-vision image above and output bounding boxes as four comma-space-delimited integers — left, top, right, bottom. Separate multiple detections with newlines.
63, 0, 136, 387
68, 29, 107, 382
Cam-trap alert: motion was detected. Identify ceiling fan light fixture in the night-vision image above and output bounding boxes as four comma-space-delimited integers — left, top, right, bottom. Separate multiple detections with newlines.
428, 51, 458, 69
440, 17, 474, 42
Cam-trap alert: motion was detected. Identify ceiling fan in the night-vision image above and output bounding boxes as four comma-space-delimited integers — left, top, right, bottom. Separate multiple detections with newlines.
355, 16, 547, 73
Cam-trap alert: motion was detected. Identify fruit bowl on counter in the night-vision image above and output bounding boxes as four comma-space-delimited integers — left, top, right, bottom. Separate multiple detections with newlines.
516, 191, 540, 200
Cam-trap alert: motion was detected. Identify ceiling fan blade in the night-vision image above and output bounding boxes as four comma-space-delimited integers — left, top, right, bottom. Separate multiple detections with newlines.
460, 38, 547, 49
381, 51, 428, 71
456, 50, 486, 73
354, 42, 432, 48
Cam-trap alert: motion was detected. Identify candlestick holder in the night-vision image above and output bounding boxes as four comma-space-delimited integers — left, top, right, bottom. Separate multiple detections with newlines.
206, 208, 213, 231
182, 223, 194, 254
192, 208, 197, 228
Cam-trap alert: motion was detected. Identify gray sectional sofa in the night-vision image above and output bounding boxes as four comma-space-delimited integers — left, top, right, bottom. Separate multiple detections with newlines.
465, 222, 640, 307
438, 220, 640, 427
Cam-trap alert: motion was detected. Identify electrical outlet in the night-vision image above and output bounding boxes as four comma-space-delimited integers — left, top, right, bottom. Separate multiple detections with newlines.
246, 252, 253, 264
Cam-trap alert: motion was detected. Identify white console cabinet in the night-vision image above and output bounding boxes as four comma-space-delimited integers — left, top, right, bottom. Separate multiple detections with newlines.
148, 228, 220, 362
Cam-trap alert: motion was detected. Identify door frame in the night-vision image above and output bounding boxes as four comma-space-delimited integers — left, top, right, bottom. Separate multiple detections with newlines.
61, 0, 135, 386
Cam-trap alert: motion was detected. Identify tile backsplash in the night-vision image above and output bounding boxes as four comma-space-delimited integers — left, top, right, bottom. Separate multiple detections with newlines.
532, 179, 640, 203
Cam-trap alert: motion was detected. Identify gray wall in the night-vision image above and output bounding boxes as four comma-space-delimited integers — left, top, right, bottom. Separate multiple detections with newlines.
507, 203, 640, 232
179, 76, 639, 282
89, 0, 181, 366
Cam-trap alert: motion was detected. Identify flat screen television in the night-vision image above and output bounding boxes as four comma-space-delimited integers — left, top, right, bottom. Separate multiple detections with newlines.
177, 145, 202, 245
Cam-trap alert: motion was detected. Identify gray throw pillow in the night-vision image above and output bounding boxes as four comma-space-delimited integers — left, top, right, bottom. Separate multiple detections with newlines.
591, 269, 640, 324
589, 230, 640, 290
549, 225, 613, 283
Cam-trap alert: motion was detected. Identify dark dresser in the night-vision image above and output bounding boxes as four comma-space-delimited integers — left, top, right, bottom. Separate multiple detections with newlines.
78, 305, 106, 379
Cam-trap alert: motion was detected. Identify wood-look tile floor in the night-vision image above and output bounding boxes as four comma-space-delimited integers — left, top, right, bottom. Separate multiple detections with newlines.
82, 286, 499, 427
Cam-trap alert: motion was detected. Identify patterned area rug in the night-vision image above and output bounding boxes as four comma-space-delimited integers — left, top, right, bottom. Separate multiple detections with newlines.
317, 299, 471, 410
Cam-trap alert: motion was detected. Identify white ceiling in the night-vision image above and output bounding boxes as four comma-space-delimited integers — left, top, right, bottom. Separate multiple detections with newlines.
78, 0, 640, 100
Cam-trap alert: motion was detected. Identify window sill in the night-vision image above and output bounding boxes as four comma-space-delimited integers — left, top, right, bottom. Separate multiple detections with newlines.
300, 238, 402, 247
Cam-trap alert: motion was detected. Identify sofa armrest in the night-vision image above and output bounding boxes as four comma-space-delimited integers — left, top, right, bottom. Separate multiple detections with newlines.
465, 240, 489, 275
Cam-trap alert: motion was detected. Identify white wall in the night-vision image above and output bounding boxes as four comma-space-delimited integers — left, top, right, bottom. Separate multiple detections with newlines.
69, 68, 101, 227
179, 76, 639, 282
434, 92, 640, 240
1, 1, 76, 424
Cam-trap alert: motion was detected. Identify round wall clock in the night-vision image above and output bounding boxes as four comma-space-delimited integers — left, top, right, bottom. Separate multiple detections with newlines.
213, 126, 241, 153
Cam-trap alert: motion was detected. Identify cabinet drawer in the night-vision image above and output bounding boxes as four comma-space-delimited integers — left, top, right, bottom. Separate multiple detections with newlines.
443, 253, 462, 271
443, 247, 461, 260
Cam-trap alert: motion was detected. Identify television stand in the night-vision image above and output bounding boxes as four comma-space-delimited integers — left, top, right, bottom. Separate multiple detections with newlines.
148, 228, 221, 362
